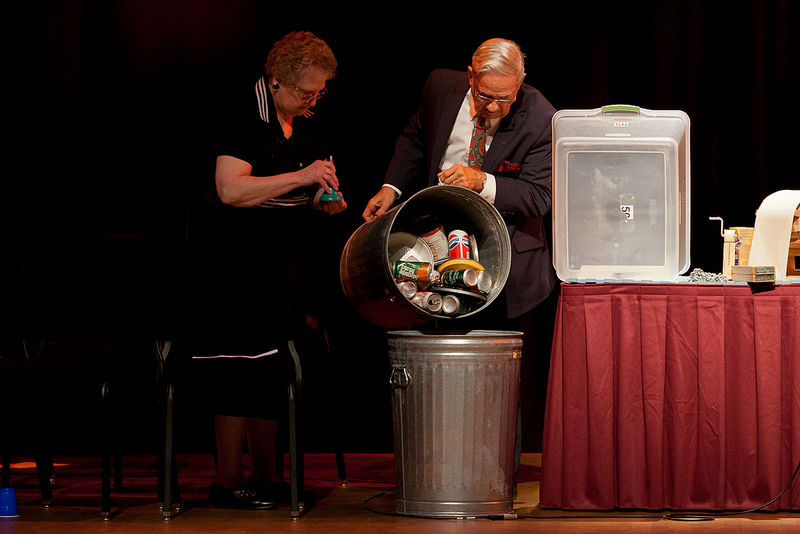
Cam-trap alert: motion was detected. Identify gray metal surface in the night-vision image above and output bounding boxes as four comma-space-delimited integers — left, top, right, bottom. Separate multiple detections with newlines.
388, 330, 522, 518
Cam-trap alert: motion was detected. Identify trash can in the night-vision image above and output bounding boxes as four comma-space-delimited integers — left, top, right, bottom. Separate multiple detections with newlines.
388, 330, 522, 518
340, 186, 511, 329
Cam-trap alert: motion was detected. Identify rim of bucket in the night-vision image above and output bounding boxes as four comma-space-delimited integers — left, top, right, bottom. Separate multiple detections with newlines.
388, 329, 524, 338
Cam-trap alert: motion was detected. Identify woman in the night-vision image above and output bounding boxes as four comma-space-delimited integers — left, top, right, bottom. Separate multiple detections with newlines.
188, 31, 346, 510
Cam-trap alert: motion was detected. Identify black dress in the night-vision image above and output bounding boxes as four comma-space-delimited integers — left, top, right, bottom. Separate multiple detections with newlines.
179, 77, 341, 419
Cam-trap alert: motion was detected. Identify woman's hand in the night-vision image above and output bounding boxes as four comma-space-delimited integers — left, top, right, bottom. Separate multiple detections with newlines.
299, 159, 339, 194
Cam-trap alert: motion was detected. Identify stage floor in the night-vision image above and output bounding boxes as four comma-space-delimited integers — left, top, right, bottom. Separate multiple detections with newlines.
4, 453, 799, 533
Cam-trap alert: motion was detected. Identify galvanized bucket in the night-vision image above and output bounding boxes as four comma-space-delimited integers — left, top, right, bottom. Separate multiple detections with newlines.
388, 330, 522, 518
339, 186, 511, 328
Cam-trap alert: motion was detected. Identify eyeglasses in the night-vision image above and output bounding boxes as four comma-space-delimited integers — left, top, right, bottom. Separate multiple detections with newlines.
473, 92, 516, 106
294, 85, 327, 103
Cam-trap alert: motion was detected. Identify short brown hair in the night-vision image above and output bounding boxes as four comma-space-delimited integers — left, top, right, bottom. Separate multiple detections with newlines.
264, 31, 338, 85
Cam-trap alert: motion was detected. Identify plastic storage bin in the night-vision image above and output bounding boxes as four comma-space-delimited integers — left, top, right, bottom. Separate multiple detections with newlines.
552, 105, 690, 281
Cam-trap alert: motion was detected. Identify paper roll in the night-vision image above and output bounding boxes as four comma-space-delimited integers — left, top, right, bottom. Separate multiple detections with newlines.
748, 190, 800, 282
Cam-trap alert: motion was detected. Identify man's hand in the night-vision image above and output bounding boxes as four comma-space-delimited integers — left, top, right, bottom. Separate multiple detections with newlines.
362, 186, 398, 222
438, 164, 486, 192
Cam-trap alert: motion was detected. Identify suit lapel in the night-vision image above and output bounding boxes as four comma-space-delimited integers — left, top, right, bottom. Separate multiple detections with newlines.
484, 99, 526, 172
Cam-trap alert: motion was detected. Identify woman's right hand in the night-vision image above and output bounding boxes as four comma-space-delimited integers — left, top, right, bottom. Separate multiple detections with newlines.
300, 159, 338, 194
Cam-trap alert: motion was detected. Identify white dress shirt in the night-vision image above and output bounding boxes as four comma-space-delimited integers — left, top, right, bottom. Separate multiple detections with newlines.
383, 89, 498, 203
438, 88, 497, 204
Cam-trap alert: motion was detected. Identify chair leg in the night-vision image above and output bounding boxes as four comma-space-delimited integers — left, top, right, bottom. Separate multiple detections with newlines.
335, 449, 348, 487
100, 383, 112, 520
34, 452, 53, 506
161, 382, 181, 520
288, 381, 302, 519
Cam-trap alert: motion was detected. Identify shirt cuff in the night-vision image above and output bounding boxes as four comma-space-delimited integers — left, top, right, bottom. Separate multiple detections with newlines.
480, 173, 496, 204
382, 183, 402, 199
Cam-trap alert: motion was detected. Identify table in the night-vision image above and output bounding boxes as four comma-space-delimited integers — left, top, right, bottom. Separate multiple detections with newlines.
540, 282, 800, 510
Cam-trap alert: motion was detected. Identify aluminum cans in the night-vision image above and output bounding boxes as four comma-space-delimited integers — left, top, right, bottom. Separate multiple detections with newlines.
441, 294, 469, 315
414, 216, 450, 263
440, 268, 479, 289
396, 280, 418, 299
418, 269, 441, 291
448, 230, 471, 260
476, 270, 493, 294
411, 291, 443, 313
393, 261, 433, 281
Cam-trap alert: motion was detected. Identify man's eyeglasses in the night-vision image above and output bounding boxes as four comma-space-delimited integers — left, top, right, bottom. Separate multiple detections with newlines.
473, 92, 516, 106
294, 85, 327, 103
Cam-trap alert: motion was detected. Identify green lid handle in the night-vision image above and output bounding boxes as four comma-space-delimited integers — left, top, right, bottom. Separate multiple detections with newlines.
601, 104, 641, 114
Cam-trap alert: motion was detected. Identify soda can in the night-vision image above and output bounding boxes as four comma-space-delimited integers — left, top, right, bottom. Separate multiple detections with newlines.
411, 291, 443, 313
396, 280, 418, 299
440, 268, 478, 289
476, 270, 493, 294
414, 216, 449, 263
393, 261, 432, 281
448, 230, 471, 259
418, 269, 441, 291
441, 294, 469, 315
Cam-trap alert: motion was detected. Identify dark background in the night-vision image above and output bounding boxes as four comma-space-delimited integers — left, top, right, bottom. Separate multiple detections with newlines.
8, 1, 798, 454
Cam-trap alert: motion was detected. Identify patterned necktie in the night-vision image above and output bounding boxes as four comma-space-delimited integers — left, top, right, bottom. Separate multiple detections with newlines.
468, 115, 487, 169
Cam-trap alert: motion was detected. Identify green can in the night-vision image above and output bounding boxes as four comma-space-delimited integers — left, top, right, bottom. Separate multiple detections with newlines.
393, 261, 432, 281
440, 268, 478, 289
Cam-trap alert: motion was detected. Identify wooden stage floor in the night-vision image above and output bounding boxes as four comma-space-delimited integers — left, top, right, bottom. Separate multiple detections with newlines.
3, 453, 799, 533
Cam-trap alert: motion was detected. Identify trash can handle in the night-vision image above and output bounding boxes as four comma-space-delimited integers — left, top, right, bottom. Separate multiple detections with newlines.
389, 365, 410, 389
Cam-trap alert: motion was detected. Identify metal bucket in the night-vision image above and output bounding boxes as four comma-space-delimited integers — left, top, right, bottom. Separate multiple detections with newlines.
388, 330, 522, 518
339, 186, 511, 328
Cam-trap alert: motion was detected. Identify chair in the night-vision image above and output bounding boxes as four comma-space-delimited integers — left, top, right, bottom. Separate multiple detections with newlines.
0, 252, 54, 504
1, 232, 168, 519
160, 240, 347, 520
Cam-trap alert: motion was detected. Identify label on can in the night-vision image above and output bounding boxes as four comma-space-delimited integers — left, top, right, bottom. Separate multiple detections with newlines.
440, 268, 478, 288
393, 261, 432, 281
418, 269, 441, 291
419, 225, 449, 262
448, 230, 471, 259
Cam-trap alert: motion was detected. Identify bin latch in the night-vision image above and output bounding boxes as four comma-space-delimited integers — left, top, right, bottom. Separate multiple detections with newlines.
389, 364, 410, 389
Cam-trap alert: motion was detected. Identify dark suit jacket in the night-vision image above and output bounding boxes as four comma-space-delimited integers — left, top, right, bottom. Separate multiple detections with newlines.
384, 69, 556, 318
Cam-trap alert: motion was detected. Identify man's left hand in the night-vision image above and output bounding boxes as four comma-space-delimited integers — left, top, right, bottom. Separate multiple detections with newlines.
438, 164, 486, 192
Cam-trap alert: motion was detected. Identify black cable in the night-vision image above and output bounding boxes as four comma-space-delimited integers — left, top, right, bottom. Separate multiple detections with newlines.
360, 456, 800, 522
662, 454, 800, 522
516, 456, 800, 522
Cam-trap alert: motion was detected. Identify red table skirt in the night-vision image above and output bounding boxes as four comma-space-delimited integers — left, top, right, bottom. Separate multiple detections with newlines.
540, 282, 800, 510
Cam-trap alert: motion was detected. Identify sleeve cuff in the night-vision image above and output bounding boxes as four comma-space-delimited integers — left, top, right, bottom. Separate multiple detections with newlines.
480, 173, 496, 204
383, 183, 402, 199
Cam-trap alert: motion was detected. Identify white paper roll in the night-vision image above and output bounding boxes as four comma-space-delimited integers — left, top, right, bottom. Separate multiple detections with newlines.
748, 190, 800, 282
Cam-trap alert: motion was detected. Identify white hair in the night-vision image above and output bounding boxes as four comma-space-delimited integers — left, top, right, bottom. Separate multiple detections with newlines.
471, 38, 526, 84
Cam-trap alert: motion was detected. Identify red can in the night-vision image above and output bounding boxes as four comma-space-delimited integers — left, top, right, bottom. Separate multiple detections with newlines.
448, 230, 471, 260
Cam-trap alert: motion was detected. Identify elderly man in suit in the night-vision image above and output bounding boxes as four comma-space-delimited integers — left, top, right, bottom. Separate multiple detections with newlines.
363, 37, 557, 325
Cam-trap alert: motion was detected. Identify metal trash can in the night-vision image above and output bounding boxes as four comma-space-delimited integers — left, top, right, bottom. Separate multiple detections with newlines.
340, 186, 511, 328
388, 330, 522, 518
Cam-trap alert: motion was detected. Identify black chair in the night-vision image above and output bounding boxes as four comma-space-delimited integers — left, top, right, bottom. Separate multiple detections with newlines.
0, 252, 54, 505
1, 233, 168, 519
160, 241, 347, 520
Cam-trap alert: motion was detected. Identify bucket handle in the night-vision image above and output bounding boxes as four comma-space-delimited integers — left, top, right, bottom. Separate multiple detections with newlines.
389, 364, 410, 389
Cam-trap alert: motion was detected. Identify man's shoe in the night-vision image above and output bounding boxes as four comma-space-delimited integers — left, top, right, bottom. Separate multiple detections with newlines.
208, 482, 277, 510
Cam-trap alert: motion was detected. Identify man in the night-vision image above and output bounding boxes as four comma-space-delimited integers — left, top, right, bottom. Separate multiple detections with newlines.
363, 38, 556, 325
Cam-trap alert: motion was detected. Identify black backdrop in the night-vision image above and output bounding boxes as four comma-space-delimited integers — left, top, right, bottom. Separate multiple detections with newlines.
11, 1, 799, 453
